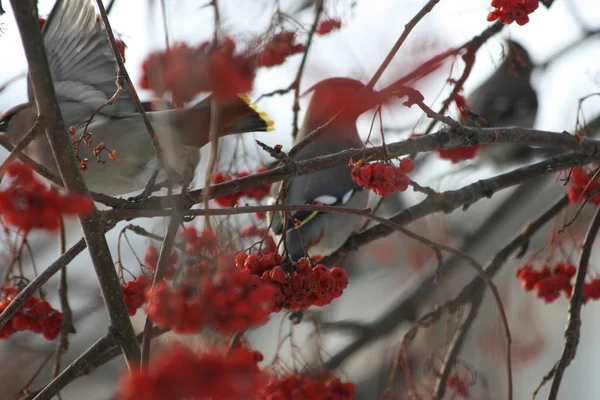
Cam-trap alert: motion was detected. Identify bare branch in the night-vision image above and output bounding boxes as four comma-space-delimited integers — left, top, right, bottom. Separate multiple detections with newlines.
542, 208, 600, 399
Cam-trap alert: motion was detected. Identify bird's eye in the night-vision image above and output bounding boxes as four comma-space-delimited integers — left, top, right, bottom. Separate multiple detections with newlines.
0, 114, 14, 133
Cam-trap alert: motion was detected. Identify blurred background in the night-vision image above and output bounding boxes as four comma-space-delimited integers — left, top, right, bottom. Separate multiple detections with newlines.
1, 0, 600, 398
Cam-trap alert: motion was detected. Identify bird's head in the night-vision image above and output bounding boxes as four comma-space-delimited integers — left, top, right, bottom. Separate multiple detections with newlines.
504, 39, 534, 75
0, 103, 32, 143
302, 77, 387, 125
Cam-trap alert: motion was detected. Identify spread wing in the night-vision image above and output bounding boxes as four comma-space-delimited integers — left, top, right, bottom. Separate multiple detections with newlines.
28, 0, 136, 127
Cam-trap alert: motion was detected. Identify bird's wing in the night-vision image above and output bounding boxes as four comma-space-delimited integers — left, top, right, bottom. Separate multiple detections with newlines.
29, 0, 136, 127
270, 165, 362, 236
466, 76, 538, 127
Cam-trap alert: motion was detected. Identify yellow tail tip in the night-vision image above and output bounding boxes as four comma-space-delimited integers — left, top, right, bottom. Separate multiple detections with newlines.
237, 93, 275, 132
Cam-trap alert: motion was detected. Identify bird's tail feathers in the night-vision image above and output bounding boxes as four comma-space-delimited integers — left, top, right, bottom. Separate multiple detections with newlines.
173, 94, 273, 148
228, 94, 274, 134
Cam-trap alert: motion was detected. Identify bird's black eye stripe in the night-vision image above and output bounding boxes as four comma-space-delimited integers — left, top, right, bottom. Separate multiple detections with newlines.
0, 113, 15, 132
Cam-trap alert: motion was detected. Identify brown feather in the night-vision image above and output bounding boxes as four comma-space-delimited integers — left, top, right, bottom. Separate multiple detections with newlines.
173, 96, 259, 149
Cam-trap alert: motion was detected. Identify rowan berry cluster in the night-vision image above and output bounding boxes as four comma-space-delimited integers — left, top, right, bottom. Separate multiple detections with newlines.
351, 158, 415, 197
583, 279, 600, 301
200, 267, 277, 333
566, 166, 600, 206
237, 167, 272, 200
236, 251, 283, 276
448, 374, 470, 398
487, 0, 539, 25
316, 19, 342, 35
258, 373, 355, 400
121, 275, 152, 316
212, 167, 272, 207
181, 226, 219, 257
409, 131, 481, 163
144, 266, 275, 334
237, 253, 349, 312
141, 38, 255, 104
517, 263, 576, 303
0, 286, 63, 340
437, 145, 481, 163
143, 245, 179, 280
117, 344, 267, 400
0, 162, 93, 232
257, 32, 306, 68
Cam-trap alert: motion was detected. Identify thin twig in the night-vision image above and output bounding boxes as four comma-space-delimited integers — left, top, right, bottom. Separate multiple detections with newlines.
105, 0, 117, 14
366, 0, 441, 90
542, 208, 600, 399
95, 0, 178, 183
0, 118, 40, 177
0, 135, 128, 208
290, 0, 324, 139
323, 195, 570, 370
140, 215, 182, 368
160, 0, 170, 48
0, 218, 117, 340
432, 292, 485, 400
50, 222, 72, 400
11, 1, 140, 365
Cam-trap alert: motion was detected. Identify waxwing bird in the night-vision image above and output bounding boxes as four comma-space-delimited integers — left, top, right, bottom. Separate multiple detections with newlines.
0, 0, 272, 197
268, 78, 386, 261
463, 40, 544, 166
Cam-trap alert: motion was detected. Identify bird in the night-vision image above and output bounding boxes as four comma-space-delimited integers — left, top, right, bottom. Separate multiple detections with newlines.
462, 39, 543, 166
0, 0, 272, 197
267, 77, 386, 261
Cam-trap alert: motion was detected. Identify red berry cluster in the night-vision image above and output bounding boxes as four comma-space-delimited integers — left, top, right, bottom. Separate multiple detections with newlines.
517, 263, 576, 303
566, 166, 600, 206
121, 275, 152, 316
201, 267, 277, 333
0, 286, 63, 340
257, 32, 306, 68
117, 344, 267, 400
448, 374, 469, 398
145, 267, 276, 334
236, 251, 282, 276
0, 162, 93, 232
212, 168, 272, 207
182, 226, 219, 257
237, 254, 349, 312
351, 158, 415, 197
141, 38, 255, 105
237, 166, 271, 200
316, 19, 342, 35
583, 279, 600, 301
487, 0, 539, 25
144, 245, 179, 280
145, 280, 207, 333
258, 374, 355, 400
437, 145, 481, 163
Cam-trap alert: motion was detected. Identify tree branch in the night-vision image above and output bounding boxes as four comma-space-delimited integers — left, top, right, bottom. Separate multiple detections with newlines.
544, 208, 600, 399
323, 195, 570, 370
9, 0, 139, 365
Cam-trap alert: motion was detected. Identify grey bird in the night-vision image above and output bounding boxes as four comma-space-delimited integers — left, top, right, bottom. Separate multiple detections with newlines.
0, 0, 272, 197
463, 40, 543, 165
268, 78, 385, 261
